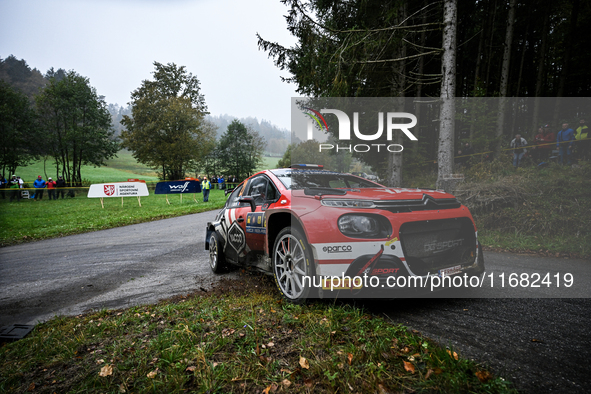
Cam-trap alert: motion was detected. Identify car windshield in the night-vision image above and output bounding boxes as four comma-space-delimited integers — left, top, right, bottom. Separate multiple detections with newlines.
271, 169, 381, 190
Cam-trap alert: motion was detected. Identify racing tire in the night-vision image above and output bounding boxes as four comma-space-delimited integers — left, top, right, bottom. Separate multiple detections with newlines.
209, 232, 227, 273
272, 226, 315, 303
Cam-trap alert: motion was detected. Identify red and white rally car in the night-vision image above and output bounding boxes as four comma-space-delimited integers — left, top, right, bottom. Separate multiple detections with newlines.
206, 165, 484, 301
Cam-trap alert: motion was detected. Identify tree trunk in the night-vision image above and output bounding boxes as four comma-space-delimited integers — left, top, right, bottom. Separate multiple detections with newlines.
484, 0, 498, 95
531, 2, 551, 135
495, 0, 516, 157
437, 0, 457, 192
552, 0, 579, 127
386, 0, 408, 188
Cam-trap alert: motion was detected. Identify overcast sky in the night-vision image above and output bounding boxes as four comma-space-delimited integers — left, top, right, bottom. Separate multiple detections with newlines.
0, 0, 298, 130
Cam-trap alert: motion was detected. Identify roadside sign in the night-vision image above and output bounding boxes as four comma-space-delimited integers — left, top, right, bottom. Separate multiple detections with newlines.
88, 182, 149, 208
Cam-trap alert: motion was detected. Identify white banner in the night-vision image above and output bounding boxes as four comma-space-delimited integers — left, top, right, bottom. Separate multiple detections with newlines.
87, 182, 149, 198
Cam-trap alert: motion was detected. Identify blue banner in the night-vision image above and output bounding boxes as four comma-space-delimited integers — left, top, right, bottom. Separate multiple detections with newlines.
154, 180, 202, 194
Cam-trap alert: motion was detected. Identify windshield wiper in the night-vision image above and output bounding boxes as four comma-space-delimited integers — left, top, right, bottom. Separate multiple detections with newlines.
303, 187, 347, 196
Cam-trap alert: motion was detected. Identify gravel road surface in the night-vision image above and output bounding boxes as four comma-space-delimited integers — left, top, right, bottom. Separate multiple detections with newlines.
0, 210, 231, 327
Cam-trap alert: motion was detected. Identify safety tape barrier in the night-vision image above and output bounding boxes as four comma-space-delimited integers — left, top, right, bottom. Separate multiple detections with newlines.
3, 183, 243, 192
431, 136, 590, 163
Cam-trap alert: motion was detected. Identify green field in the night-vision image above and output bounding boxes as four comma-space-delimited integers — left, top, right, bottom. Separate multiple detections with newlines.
0, 190, 227, 246
11, 151, 280, 186
12, 150, 160, 185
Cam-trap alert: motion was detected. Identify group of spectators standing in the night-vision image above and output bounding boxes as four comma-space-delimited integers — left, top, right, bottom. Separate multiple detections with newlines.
511, 119, 589, 167
0, 174, 68, 202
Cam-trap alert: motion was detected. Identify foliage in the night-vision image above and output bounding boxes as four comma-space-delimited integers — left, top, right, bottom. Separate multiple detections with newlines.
0, 81, 38, 176
35, 71, 119, 186
214, 120, 266, 180
0, 55, 47, 99
259, 0, 591, 179
453, 161, 591, 257
206, 114, 290, 156
277, 143, 293, 168
120, 62, 213, 180
0, 281, 516, 393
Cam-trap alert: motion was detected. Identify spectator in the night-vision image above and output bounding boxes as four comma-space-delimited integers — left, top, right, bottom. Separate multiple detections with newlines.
456, 142, 474, 168
218, 175, 225, 190
9, 175, 20, 202
536, 124, 555, 161
46, 177, 57, 200
510, 134, 528, 168
0, 175, 6, 199
202, 176, 211, 202
556, 123, 575, 165
34, 175, 46, 200
575, 119, 589, 160
56, 176, 67, 199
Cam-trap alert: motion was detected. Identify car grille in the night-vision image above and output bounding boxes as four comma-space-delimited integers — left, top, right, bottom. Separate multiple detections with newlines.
374, 195, 460, 213
399, 218, 476, 275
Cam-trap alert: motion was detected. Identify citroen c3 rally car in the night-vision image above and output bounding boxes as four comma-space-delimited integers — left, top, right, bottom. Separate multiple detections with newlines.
205, 165, 485, 301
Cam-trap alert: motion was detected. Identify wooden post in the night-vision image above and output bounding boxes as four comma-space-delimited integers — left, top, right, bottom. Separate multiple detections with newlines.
121, 197, 124, 207
137, 196, 141, 207
166, 194, 170, 205
180, 194, 183, 203
100, 197, 104, 209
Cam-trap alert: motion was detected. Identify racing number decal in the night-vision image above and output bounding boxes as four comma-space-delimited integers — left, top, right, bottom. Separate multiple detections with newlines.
227, 222, 246, 253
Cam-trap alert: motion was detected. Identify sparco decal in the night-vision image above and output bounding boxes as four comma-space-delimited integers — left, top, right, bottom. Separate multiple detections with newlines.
322, 245, 353, 253
424, 238, 465, 252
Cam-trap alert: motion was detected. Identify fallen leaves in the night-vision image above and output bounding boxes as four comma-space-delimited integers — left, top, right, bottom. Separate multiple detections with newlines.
147, 368, 158, 378
402, 360, 416, 374
447, 349, 459, 360
99, 364, 113, 377
221, 328, 236, 338
475, 370, 493, 383
299, 356, 310, 369
347, 353, 353, 365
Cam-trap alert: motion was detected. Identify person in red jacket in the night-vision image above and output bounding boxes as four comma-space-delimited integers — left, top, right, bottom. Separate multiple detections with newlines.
46, 177, 57, 200
533, 124, 555, 161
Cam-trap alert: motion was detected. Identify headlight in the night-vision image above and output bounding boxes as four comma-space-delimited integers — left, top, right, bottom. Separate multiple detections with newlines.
337, 214, 390, 238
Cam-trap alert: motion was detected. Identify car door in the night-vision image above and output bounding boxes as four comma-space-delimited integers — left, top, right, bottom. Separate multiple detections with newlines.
220, 183, 251, 261
240, 175, 280, 252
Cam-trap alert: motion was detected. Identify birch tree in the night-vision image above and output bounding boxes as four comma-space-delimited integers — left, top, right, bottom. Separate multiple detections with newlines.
436, 0, 457, 191
495, 0, 516, 156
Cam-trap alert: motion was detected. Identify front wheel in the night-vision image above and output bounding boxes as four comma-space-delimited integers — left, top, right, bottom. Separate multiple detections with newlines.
272, 227, 315, 302
209, 232, 226, 273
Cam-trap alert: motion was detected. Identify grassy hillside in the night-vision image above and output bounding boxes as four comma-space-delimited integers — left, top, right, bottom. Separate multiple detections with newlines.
12, 152, 282, 185
414, 160, 591, 258
13, 151, 159, 185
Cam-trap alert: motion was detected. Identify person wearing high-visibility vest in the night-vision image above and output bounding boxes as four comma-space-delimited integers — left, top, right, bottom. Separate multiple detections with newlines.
202, 176, 211, 202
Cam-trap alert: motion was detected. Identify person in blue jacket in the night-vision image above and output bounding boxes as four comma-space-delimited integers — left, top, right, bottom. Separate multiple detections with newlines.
556, 123, 575, 165
33, 175, 46, 200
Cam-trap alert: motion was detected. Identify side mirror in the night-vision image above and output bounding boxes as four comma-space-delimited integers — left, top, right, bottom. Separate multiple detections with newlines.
238, 196, 256, 212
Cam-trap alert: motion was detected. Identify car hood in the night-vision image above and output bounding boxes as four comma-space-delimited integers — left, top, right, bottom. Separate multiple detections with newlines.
292, 187, 456, 201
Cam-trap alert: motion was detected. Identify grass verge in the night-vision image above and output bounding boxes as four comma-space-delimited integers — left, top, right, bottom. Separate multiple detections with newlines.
0, 190, 226, 247
0, 275, 516, 394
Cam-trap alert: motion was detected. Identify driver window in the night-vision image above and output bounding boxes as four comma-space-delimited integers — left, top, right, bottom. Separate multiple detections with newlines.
226, 184, 244, 208
246, 176, 268, 206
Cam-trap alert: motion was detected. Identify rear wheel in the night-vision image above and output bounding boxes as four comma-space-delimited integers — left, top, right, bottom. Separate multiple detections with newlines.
272, 227, 315, 302
209, 232, 226, 273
